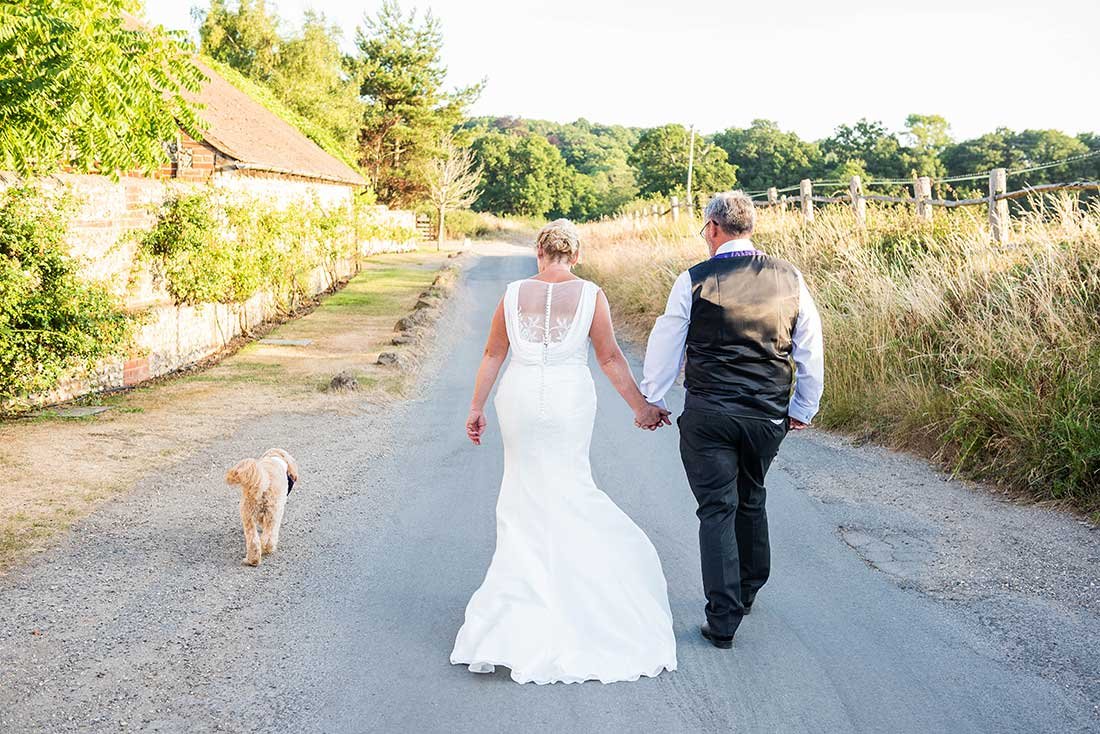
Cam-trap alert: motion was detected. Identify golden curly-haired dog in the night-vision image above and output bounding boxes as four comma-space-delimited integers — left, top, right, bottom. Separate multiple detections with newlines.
225, 448, 299, 566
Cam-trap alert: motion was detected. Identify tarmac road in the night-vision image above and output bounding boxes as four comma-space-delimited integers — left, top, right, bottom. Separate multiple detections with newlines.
1, 242, 1097, 733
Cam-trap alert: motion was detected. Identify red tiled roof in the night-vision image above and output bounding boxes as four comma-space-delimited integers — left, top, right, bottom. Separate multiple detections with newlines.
190, 60, 366, 186
121, 11, 364, 186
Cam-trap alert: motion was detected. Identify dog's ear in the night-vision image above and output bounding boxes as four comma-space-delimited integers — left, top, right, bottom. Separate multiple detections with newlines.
225, 458, 259, 487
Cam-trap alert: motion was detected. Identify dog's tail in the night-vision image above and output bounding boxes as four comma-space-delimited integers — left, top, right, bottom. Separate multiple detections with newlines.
263, 448, 299, 483
225, 458, 260, 488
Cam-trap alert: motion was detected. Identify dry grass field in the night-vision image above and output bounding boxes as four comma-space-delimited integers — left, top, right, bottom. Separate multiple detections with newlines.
578, 198, 1100, 516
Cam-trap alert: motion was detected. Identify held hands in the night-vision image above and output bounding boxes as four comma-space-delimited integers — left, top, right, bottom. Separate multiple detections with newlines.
466, 409, 487, 445
789, 417, 809, 431
634, 402, 672, 431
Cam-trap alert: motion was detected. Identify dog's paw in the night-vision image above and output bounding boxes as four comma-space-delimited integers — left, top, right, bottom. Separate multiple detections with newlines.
262, 545, 276, 555
243, 556, 261, 567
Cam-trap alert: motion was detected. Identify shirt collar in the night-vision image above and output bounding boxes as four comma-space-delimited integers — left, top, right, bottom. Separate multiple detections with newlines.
714, 238, 757, 256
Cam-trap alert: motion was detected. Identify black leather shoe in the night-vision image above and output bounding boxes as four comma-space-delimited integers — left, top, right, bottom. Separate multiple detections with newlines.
742, 603, 753, 615
701, 622, 734, 649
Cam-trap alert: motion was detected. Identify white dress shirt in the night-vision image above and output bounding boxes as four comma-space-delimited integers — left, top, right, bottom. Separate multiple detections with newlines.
640, 238, 825, 424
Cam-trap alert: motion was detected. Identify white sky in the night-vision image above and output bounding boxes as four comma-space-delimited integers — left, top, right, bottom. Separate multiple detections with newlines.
145, 0, 1100, 141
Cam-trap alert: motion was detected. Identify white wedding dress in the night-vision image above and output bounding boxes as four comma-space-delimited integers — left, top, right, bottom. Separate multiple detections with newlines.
450, 278, 677, 684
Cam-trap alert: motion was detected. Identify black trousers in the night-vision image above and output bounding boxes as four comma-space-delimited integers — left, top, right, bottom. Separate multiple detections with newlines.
678, 408, 787, 637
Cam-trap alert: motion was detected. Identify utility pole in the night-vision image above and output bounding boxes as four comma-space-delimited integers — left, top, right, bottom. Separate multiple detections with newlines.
686, 124, 696, 218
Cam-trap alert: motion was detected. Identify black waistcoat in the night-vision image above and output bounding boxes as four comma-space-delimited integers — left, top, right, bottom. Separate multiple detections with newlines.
683, 253, 801, 420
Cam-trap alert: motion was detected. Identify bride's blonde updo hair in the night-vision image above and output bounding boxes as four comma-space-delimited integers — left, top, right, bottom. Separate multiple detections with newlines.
536, 218, 581, 263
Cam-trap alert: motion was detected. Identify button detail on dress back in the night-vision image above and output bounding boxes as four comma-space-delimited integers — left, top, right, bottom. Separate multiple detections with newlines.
542, 283, 554, 353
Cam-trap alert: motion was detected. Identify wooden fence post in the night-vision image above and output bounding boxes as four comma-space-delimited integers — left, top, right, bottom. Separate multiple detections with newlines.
767, 187, 777, 207
800, 179, 814, 222
915, 176, 933, 223
849, 176, 865, 226
670, 195, 680, 222
780, 194, 788, 210
989, 168, 1009, 243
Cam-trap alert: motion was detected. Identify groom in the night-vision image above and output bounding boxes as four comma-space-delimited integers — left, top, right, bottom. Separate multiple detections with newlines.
639, 191, 824, 648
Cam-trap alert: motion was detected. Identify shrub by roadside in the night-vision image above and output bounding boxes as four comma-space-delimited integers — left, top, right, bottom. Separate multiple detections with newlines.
0, 186, 131, 403
141, 190, 417, 308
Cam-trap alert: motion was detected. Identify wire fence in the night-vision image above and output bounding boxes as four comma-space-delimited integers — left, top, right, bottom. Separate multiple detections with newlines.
743, 148, 1100, 194
619, 161, 1100, 244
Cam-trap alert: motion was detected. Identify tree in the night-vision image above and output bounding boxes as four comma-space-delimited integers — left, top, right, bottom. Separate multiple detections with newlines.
197, 3, 362, 163
1072, 133, 1100, 182
825, 157, 871, 185
943, 128, 1091, 186
820, 119, 907, 180
900, 113, 951, 178
270, 13, 362, 156
0, 0, 204, 177
472, 132, 574, 218
197, 0, 279, 81
629, 124, 736, 198
462, 116, 640, 219
711, 120, 820, 192
1011, 129, 1090, 184
421, 136, 482, 250
565, 169, 601, 220
356, 1, 481, 206
1077, 132, 1100, 153
942, 128, 1023, 177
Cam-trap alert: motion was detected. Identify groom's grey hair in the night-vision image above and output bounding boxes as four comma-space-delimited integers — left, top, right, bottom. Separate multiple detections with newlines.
704, 191, 756, 236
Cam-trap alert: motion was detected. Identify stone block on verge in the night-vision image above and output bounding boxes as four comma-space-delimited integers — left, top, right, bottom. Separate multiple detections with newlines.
328, 370, 360, 392
394, 309, 430, 332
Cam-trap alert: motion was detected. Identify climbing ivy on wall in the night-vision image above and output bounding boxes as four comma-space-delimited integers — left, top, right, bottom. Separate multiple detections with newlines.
0, 186, 132, 403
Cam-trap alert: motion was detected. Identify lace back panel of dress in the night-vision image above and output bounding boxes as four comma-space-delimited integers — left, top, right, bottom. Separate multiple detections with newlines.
514, 280, 584, 346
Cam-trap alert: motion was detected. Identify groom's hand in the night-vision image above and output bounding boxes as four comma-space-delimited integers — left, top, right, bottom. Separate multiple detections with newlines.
789, 417, 809, 431
634, 403, 672, 431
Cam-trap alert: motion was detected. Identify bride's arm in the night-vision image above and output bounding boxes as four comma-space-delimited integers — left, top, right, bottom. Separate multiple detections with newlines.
590, 289, 671, 430
466, 298, 509, 445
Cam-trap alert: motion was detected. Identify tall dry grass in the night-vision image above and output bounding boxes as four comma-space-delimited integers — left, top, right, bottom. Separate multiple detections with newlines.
578, 199, 1100, 513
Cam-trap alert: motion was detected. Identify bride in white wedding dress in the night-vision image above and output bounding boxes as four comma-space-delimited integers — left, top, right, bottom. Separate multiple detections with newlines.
451, 219, 677, 685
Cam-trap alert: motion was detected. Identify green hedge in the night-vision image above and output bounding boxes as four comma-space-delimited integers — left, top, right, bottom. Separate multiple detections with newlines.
141, 191, 417, 307
0, 186, 131, 404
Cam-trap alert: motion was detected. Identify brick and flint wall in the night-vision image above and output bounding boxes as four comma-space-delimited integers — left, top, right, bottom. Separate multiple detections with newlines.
20, 165, 415, 407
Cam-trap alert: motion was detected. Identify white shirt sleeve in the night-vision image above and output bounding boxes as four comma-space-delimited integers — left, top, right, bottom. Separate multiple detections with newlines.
789, 270, 824, 424
640, 270, 692, 408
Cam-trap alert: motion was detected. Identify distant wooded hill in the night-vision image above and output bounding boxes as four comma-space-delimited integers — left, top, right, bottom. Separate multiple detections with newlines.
461, 115, 1100, 220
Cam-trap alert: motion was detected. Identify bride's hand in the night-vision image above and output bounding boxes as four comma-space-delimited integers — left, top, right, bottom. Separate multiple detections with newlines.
466, 409, 487, 445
